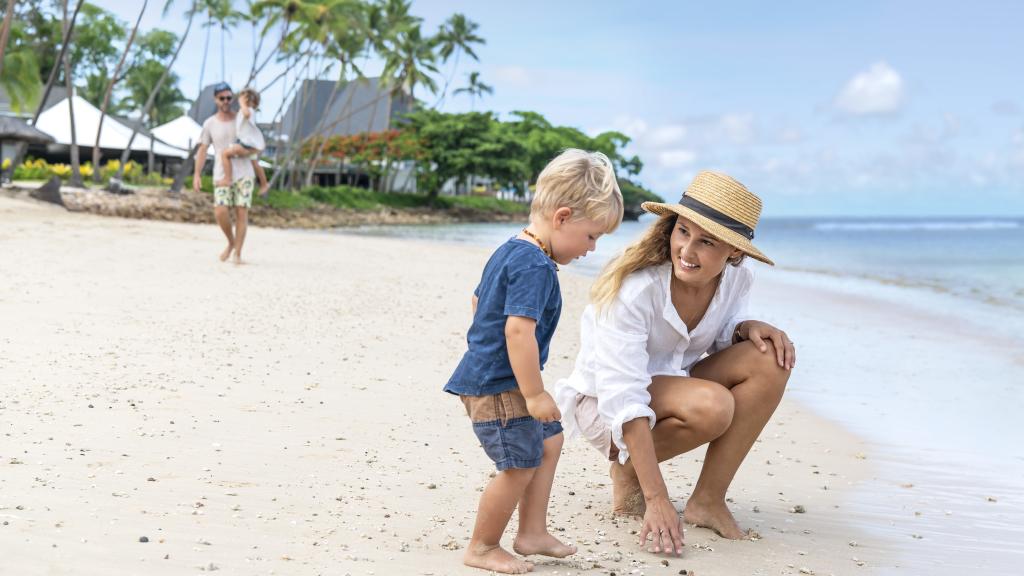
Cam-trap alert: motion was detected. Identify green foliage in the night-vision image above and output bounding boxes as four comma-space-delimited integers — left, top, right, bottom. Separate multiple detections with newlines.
251, 185, 529, 215
401, 109, 529, 198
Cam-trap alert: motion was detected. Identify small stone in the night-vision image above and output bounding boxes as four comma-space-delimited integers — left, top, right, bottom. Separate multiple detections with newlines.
427, 484, 437, 489
799, 568, 814, 575
790, 505, 806, 513
661, 559, 669, 566
139, 536, 149, 543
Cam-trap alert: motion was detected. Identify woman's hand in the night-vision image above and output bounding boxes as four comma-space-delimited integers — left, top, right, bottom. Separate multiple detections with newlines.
738, 320, 795, 370
639, 493, 683, 555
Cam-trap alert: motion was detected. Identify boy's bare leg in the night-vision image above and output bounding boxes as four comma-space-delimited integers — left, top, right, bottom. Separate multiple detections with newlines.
232, 207, 248, 265
513, 433, 577, 558
214, 206, 233, 261
464, 467, 536, 574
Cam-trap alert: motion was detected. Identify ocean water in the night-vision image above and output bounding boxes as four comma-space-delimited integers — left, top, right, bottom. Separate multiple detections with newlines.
337, 215, 1024, 573
341, 215, 1024, 315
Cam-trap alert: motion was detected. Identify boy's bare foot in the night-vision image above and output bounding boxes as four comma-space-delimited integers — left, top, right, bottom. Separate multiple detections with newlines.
219, 244, 233, 262
512, 532, 576, 558
215, 177, 230, 188
610, 462, 645, 517
683, 497, 748, 539
463, 544, 533, 574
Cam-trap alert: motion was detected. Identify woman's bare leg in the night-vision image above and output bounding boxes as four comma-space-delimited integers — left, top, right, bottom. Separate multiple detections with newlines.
611, 377, 735, 516
684, 340, 790, 538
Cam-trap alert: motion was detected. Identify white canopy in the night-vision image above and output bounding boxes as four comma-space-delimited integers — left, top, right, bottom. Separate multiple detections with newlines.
35, 95, 188, 158
151, 114, 212, 154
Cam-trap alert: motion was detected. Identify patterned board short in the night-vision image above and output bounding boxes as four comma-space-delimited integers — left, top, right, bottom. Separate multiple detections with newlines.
214, 176, 254, 208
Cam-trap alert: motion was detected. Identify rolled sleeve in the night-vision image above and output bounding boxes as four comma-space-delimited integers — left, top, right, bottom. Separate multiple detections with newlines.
504, 264, 555, 321
592, 294, 657, 464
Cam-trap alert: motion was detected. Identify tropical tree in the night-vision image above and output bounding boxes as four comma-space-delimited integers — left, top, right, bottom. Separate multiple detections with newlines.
378, 4, 437, 103
110, 0, 197, 190
452, 70, 491, 110
69, 2, 125, 106
93, 0, 147, 182
0, 0, 17, 81
433, 13, 483, 106
61, 0, 82, 187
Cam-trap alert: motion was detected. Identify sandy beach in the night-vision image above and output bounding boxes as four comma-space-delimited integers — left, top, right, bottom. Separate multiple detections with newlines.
0, 193, 960, 575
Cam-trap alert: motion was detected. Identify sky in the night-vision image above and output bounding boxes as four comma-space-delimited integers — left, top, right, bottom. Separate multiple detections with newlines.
89, 0, 1024, 216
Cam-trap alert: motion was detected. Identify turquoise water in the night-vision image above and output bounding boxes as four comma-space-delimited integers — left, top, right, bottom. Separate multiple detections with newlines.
341, 215, 1024, 312
338, 215, 1024, 574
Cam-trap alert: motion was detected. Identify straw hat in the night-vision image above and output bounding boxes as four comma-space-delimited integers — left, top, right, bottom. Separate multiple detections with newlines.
641, 171, 774, 265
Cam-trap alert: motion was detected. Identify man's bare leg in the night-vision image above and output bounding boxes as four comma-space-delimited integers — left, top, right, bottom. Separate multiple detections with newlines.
513, 433, 576, 558
232, 207, 248, 265
464, 467, 536, 574
214, 205, 233, 262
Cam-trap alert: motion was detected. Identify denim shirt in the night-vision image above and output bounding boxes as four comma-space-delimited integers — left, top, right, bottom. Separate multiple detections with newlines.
445, 238, 561, 396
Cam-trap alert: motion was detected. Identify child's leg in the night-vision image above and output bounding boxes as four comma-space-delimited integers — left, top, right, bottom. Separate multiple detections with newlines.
253, 161, 269, 196
512, 432, 577, 558
464, 467, 536, 574
216, 145, 248, 187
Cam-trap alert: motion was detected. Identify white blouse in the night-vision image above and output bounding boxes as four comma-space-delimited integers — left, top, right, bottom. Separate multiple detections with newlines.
555, 261, 753, 464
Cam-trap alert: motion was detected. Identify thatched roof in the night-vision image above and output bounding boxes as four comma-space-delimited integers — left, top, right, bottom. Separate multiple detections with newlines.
0, 116, 55, 144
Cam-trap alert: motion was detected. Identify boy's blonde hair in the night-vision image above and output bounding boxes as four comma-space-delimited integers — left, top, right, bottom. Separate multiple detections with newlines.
531, 149, 624, 233
238, 87, 261, 110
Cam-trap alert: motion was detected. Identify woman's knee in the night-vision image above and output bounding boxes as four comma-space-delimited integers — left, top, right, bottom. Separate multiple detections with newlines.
742, 340, 792, 388
685, 383, 734, 438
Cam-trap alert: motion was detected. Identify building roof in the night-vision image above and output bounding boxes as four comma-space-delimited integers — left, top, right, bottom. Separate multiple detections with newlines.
279, 77, 412, 144
151, 114, 211, 153
0, 116, 55, 143
35, 95, 187, 158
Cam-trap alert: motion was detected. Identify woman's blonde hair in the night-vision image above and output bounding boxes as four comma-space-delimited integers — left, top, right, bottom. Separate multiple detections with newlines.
531, 149, 623, 233
590, 213, 745, 310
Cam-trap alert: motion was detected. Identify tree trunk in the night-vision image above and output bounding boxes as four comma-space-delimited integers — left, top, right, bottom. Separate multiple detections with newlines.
112, 1, 196, 190
0, 0, 17, 80
62, 0, 82, 188
93, 0, 146, 183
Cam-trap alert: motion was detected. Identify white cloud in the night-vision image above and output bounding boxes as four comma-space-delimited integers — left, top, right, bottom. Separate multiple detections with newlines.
719, 114, 755, 144
657, 149, 697, 168
647, 124, 687, 147
835, 61, 905, 116
492, 65, 531, 87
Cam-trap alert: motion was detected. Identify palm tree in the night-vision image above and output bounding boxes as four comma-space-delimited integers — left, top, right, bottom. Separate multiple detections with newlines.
377, 0, 436, 103
93, 0, 147, 182
0, 0, 17, 80
31, 0, 84, 125
61, 0, 82, 187
111, 0, 197, 190
433, 13, 483, 106
453, 71, 492, 110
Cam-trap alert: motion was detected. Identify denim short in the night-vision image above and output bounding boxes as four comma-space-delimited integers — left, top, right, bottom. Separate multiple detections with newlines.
460, 389, 563, 471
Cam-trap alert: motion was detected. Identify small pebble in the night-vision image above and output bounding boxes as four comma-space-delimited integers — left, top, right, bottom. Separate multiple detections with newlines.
139, 536, 149, 543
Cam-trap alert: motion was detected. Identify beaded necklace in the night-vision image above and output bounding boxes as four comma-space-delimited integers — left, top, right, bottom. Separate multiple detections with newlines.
521, 228, 558, 271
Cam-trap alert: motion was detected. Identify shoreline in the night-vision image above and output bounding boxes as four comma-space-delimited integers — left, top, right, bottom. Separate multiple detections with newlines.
5, 193, 1019, 574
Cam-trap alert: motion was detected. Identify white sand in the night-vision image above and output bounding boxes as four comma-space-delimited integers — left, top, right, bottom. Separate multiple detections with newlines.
0, 196, 897, 575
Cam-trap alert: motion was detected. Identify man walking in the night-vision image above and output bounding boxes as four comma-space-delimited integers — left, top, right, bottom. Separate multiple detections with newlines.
194, 82, 255, 264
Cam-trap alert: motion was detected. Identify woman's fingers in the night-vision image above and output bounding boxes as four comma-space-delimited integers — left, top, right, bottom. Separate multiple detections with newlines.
748, 328, 768, 353
769, 332, 787, 367
784, 337, 796, 370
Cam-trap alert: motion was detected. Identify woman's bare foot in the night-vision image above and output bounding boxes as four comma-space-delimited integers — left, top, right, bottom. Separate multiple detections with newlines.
683, 496, 748, 539
512, 532, 576, 558
610, 462, 646, 517
463, 544, 533, 574
219, 244, 233, 262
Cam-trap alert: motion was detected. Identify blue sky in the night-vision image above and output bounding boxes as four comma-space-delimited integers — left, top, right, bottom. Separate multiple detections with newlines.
92, 0, 1024, 216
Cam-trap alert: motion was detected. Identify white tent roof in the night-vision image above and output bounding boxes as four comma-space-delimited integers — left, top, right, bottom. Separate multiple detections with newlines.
35, 95, 188, 158
151, 114, 212, 154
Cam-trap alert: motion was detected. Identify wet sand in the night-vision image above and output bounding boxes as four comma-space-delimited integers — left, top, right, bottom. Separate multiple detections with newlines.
0, 196, 898, 575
